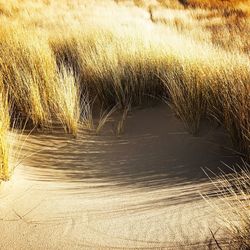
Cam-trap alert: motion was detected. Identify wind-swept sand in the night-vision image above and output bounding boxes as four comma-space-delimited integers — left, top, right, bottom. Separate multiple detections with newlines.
0, 105, 240, 249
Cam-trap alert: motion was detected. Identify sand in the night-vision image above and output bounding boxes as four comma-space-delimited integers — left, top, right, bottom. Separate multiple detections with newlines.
0, 105, 240, 249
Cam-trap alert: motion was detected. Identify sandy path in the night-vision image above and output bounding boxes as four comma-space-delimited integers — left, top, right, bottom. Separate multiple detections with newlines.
0, 105, 240, 249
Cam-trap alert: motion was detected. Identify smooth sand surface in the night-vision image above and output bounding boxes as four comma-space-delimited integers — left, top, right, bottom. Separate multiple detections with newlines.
0, 105, 240, 249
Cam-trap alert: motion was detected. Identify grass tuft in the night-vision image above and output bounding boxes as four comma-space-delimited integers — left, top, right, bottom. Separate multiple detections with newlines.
203, 163, 250, 248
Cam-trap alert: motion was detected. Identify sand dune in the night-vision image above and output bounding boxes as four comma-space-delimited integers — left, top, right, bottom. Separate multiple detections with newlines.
0, 105, 240, 249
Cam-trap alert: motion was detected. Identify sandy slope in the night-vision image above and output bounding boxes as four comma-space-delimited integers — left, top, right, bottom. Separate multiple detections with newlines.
0, 105, 240, 249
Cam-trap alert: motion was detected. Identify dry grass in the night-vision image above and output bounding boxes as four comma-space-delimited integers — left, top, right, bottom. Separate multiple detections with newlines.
148, 0, 250, 53
162, 57, 208, 135
0, 91, 11, 180
185, 0, 250, 12
204, 163, 250, 248
162, 43, 250, 152
0, 0, 249, 248
57, 65, 80, 136
0, 90, 26, 180
49, 27, 164, 108
0, 0, 248, 184
0, 25, 57, 127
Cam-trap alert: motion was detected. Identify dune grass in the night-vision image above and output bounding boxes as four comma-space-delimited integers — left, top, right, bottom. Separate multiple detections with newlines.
57, 65, 80, 136
0, 0, 249, 227
204, 163, 250, 248
184, 0, 250, 12
0, 0, 249, 247
0, 0, 248, 177
0, 25, 57, 127
0, 91, 11, 180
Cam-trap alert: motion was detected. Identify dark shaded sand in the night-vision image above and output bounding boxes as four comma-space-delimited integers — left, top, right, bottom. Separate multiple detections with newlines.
0, 105, 241, 249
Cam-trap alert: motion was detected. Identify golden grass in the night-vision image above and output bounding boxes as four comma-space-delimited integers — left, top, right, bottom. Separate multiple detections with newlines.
50, 27, 165, 108
186, 0, 250, 11
204, 163, 250, 248
0, 89, 26, 180
0, 1, 248, 166
162, 56, 208, 135
0, 24, 57, 127
57, 65, 80, 136
0, 91, 11, 180
0, 1, 249, 247
48, 22, 249, 157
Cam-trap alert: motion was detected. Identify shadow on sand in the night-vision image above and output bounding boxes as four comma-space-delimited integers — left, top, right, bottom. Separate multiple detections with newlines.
21, 105, 240, 194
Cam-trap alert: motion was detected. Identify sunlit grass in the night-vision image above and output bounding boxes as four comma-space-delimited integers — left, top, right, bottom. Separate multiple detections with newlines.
0, 0, 248, 166
57, 65, 80, 136
0, 0, 249, 247
0, 91, 11, 180
203, 163, 250, 248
